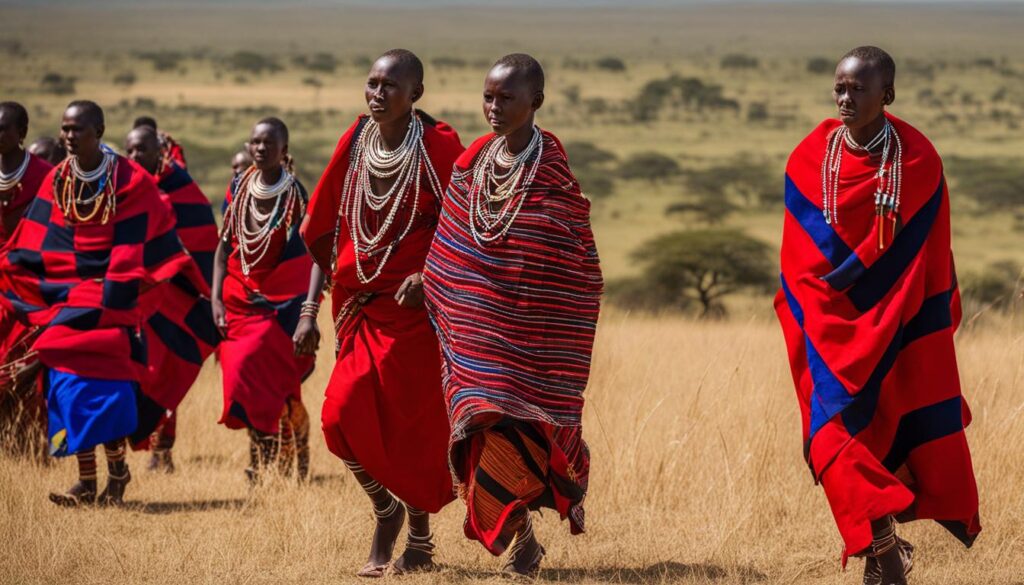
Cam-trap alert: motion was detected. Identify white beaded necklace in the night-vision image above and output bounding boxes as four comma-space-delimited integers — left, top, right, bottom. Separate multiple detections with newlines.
468, 126, 543, 246
228, 166, 298, 276
821, 118, 903, 232
0, 151, 30, 194
338, 114, 444, 284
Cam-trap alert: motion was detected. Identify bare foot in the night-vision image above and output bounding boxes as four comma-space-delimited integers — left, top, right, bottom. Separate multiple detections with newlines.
98, 467, 131, 507
146, 450, 175, 473
501, 533, 544, 579
388, 533, 436, 575
48, 480, 97, 507
357, 499, 405, 578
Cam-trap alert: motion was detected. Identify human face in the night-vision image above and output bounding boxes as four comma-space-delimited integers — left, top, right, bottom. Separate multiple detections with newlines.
248, 123, 286, 173
833, 56, 893, 131
365, 56, 422, 125
125, 129, 161, 175
482, 65, 541, 137
0, 110, 25, 157
60, 106, 103, 158
232, 151, 252, 175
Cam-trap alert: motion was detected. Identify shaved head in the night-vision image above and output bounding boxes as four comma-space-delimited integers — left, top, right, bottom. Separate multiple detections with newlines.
377, 48, 424, 85
65, 100, 104, 131
840, 45, 895, 87
125, 125, 162, 174
492, 53, 545, 95
127, 126, 159, 149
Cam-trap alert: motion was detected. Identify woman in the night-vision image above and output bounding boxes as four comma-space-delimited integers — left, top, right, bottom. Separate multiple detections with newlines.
213, 117, 322, 483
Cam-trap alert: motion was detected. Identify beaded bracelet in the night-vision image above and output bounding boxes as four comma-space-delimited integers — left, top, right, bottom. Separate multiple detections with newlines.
300, 300, 320, 320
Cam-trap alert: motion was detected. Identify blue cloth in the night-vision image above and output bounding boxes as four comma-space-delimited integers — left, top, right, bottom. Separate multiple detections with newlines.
46, 369, 138, 457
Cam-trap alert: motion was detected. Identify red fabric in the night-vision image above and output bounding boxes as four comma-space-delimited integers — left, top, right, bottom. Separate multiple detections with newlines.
0, 155, 200, 382
304, 115, 463, 512
0, 153, 52, 245
219, 176, 314, 435
136, 162, 219, 423
775, 113, 980, 562
161, 133, 187, 169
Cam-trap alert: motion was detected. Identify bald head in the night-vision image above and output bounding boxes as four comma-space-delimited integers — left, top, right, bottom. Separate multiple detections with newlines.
376, 49, 424, 86
125, 125, 162, 175
28, 137, 66, 164
840, 46, 895, 88
492, 53, 545, 95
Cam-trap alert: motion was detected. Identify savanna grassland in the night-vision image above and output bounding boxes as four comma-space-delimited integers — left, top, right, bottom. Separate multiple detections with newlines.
1, 2, 1023, 584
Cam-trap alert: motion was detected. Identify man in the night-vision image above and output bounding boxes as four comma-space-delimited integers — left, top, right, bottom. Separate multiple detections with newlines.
423, 54, 603, 578
0, 100, 203, 506
231, 149, 253, 177
775, 46, 980, 584
302, 49, 463, 577
133, 115, 187, 169
0, 101, 54, 458
26, 137, 66, 165
124, 125, 220, 473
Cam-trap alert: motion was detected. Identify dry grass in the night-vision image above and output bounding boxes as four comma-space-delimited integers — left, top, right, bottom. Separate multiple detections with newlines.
1, 308, 1021, 585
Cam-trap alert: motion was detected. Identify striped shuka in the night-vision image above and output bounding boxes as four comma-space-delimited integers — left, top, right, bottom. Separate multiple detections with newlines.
423, 129, 603, 554
775, 113, 981, 563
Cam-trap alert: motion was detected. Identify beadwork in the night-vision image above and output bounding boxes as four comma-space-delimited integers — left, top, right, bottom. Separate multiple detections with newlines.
223, 166, 301, 276
337, 113, 445, 284
821, 119, 903, 233
467, 126, 543, 246
53, 147, 118, 224
0, 151, 31, 195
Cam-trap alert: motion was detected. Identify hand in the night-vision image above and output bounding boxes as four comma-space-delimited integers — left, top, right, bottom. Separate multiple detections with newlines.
293, 316, 321, 356
212, 298, 228, 339
395, 272, 424, 308
12, 360, 42, 396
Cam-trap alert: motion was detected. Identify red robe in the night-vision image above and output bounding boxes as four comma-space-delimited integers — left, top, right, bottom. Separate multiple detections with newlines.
301, 114, 463, 513
219, 176, 314, 435
776, 113, 980, 563
0, 154, 204, 443
135, 161, 219, 441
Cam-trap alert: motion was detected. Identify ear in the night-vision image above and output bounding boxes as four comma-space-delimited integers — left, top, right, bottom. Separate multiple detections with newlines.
883, 86, 895, 107
532, 90, 545, 112
95, 123, 105, 141
411, 83, 424, 104
281, 143, 289, 158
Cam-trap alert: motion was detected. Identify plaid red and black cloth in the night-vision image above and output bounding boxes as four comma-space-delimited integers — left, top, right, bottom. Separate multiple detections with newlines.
424, 129, 603, 553
135, 161, 219, 440
776, 113, 980, 562
1, 153, 53, 246
0, 154, 204, 442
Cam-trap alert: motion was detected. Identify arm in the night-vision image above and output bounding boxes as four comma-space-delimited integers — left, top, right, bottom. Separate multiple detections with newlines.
211, 238, 229, 339
293, 263, 325, 356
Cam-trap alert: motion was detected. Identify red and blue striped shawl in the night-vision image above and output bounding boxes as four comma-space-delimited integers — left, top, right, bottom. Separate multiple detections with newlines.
775, 113, 980, 558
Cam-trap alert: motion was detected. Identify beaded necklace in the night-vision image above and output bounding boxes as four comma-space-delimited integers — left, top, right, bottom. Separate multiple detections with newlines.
821, 118, 903, 249
0, 151, 31, 201
223, 165, 300, 276
53, 147, 118, 224
467, 126, 543, 246
337, 113, 444, 284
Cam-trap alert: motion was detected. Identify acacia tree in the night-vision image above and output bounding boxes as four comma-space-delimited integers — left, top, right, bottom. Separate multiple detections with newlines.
629, 229, 775, 317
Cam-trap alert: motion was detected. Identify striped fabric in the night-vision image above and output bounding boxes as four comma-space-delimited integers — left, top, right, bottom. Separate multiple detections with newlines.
218, 175, 315, 435
0, 154, 202, 444
423, 129, 602, 552
775, 113, 980, 563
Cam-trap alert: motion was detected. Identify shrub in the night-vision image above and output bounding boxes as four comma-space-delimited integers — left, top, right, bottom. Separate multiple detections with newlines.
595, 57, 627, 72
